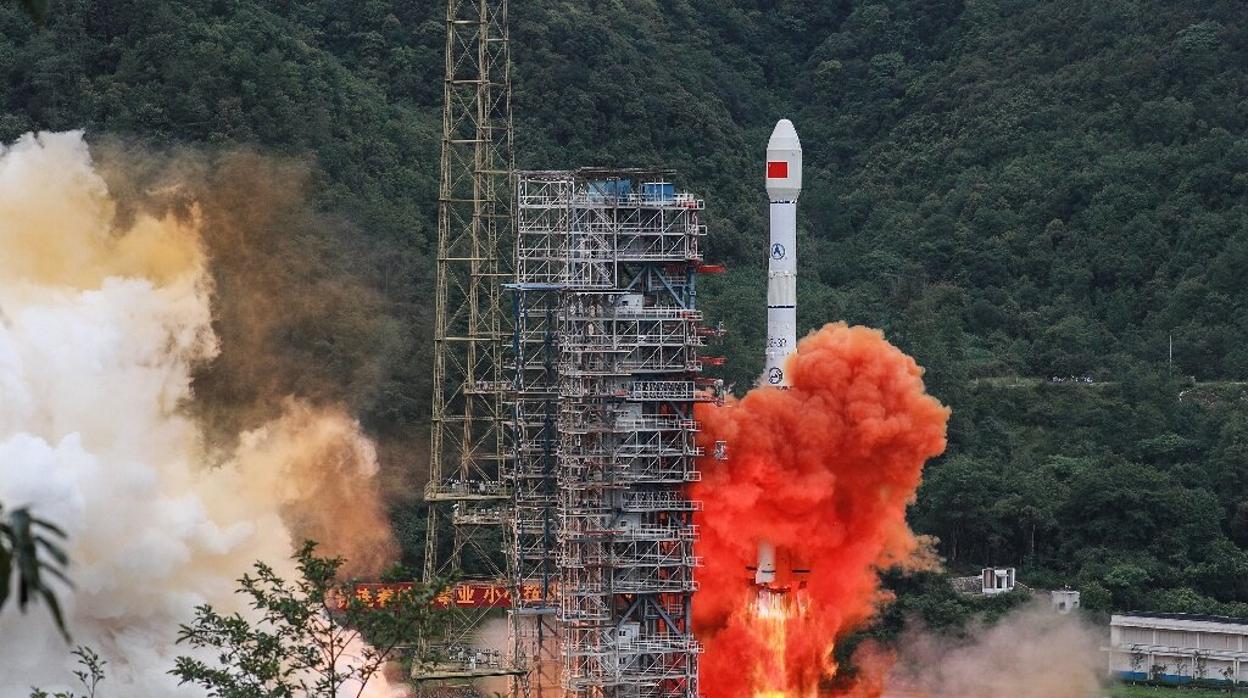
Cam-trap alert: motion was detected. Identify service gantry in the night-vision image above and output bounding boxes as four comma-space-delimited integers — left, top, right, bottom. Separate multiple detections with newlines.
512, 170, 708, 697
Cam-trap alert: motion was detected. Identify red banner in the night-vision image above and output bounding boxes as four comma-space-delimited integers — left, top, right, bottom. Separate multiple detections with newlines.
348, 582, 416, 609
433, 583, 511, 608
345, 581, 559, 610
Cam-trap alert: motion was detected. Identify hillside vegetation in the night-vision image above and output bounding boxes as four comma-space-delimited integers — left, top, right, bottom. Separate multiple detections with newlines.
2, 0, 1247, 621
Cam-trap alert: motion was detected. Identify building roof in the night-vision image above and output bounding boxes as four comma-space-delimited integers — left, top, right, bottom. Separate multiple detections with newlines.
1119, 611, 1248, 627
515, 167, 677, 180
950, 575, 982, 593
949, 574, 1034, 596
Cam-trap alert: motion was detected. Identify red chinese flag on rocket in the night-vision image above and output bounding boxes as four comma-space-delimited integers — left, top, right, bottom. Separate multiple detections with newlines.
767, 161, 788, 178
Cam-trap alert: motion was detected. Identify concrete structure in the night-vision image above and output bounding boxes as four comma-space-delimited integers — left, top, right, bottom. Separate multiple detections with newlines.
981, 567, 1016, 595
1108, 612, 1248, 684
1052, 589, 1081, 614
512, 169, 708, 697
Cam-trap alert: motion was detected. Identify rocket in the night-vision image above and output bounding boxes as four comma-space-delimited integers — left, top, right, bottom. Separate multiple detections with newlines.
763, 119, 801, 388
753, 120, 806, 592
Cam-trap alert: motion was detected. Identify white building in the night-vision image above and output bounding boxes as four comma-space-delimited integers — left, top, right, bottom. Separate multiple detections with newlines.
981, 567, 1015, 595
1052, 589, 1081, 614
1108, 613, 1248, 684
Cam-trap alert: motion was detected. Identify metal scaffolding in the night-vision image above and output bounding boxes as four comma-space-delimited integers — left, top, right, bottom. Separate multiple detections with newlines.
510, 276, 562, 695
512, 170, 707, 697
421, 2, 712, 696
421, 0, 517, 686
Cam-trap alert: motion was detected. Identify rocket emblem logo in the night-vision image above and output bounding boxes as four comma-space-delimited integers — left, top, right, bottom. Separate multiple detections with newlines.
770, 243, 785, 260
767, 367, 784, 385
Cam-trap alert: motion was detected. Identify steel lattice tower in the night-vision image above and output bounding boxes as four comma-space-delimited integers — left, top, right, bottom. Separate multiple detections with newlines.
422, 0, 515, 673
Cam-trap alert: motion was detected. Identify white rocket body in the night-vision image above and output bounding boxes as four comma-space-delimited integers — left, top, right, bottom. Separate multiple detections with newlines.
753, 120, 802, 591
764, 119, 802, 387
754, 539, 777, 585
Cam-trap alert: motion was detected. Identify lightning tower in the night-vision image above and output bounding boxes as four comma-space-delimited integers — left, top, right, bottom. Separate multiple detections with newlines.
422, 0, 516, 684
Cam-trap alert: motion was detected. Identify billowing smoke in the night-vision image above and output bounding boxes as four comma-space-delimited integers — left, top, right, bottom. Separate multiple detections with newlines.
880, 605, 1107, 698
0, 132, 398, 695
693, 323, 949, 697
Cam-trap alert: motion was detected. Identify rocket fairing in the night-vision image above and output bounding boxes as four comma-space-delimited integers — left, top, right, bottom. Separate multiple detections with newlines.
764, 119, 802, 388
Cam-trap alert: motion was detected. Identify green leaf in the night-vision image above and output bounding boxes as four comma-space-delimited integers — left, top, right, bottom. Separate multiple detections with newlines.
40, 586, 69, 641
0, 544, 11, 611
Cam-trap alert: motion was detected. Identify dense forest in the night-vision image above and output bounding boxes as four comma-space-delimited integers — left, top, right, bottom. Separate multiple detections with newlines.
3, 0, 1248, 626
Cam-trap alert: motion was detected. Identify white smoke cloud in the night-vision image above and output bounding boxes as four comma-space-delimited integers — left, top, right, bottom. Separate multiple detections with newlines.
881, 604, 1107, 698
0, 132, 402, 697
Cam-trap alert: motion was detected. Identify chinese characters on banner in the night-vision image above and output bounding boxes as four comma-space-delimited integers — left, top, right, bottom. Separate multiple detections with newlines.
343, 582, 414, 610
344, 582, 560, 610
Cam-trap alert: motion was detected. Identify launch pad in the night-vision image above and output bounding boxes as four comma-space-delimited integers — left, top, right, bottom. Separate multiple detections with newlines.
417, 3, 803, 691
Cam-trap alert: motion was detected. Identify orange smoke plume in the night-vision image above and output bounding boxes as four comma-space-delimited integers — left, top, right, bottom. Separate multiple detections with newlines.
692, 323, 949, 697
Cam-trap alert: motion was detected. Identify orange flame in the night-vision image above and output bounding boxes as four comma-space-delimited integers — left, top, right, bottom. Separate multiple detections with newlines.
746, 590, 820, 698
693, 323, 949, 697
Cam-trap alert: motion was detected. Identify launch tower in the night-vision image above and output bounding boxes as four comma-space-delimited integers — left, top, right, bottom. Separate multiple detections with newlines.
421, 0, 521, 690
512, 170, 708, 696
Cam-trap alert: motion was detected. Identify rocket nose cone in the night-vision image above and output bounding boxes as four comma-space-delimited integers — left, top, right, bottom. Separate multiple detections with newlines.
768, 119, 801, 152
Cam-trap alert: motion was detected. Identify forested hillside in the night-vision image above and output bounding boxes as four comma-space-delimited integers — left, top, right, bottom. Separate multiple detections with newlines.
3, 0, 1247, 620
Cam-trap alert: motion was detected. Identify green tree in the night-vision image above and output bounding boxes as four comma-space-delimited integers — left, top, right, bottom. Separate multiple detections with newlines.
914, 455, 1004, 563
30, 647, 106, 698
1, 503, 70, 636
9, 0, 45, 24
171, 541, 446, 698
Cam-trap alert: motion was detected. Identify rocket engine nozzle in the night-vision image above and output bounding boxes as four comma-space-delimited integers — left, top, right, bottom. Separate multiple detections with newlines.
749, 537, 811, 597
